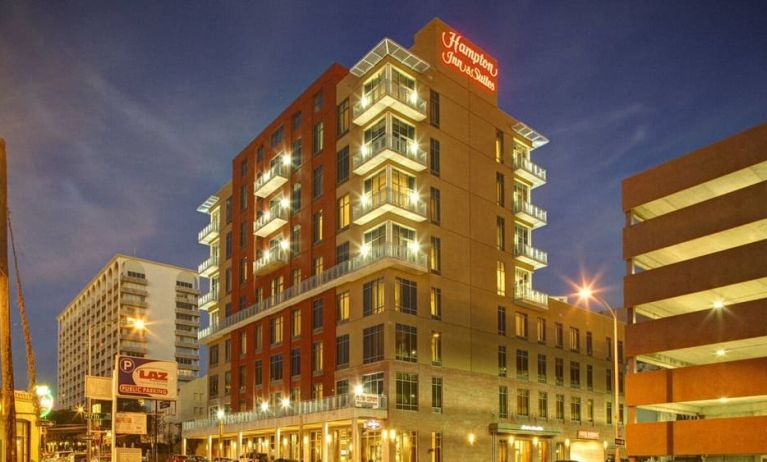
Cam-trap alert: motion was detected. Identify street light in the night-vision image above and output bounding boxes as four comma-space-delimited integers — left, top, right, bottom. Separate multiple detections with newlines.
216, 409, 225, 458
578, 286, 621, 462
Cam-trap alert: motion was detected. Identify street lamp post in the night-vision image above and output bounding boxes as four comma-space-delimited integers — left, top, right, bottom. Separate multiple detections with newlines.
578, 287, 621, 462
216, 409, 225, 459
110, 317, 147, 462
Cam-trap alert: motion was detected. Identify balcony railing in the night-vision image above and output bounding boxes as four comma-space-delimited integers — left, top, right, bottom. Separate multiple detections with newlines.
198, 255, 219, 278
353, 187, 427, 225
199, 243, 426, 341
513, 243, 548, 269
183, 394, 387, 433
198, 221, 220, 244
254, 162, 289, 198
515, 287, 550, 311
254, 247, 290, 275
198, 291, 218, 310
253, 206, 289, 238
352, 134, 427, 176
352, 77, 426, 126
513, 157, 547, 188
513, 201, 548, 229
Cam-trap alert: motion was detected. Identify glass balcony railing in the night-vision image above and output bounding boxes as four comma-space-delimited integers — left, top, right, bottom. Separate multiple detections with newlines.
254, 162, 290, 198
197, 221, 219, 244
353, 187, 427, 225
513, 243, 548, 269
254, 247, 290, 275
513, 201, 548, 228
514, 286, 549, 310
253, 206, 289, 237
197, 255, 219, 277
198, 291, 218, 309
352, 134, 427, 175
352, 78, 426, 125
513, 157, 547, 188
199, 242, 426, 341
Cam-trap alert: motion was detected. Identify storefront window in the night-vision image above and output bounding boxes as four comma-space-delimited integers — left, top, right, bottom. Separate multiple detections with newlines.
16, 420, 30, 462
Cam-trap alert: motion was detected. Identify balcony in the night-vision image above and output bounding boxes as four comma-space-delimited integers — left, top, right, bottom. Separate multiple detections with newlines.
514, 287, 549, 311
513, 157, 547, 188
353, 78, 426, 126
120, 340, 148, 354
198, 291, 218, 310
353, 187, 427, 225
198, 221, 219, 244
513, 243, 548, 269
254, 247, 290, 276
253, 206, 289, 238
254, 162, 289, 198
198, 255, 219, 278
120, 286, 148, 297
513, 201, 548, 229
352, 135, 427, 176
120, 274, 147, 285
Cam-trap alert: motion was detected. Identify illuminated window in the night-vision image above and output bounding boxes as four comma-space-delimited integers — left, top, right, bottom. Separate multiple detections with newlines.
495, 130, 504, 163
569, 327, 580, 352
312, 341, 323, 373
496, 173, 505, 206
312, 210, 323, 243
291, 309, 301, 338
515, 312, 528, 338
497, 261, 506, 296
395, 324, 417, 362
363, 278, 385, 316
337, 194, 350, 229
336, 291, 350, 323
431, 331, 442, 366
430, 287, 442, 319
496, 216, 505, 250
270, 316, 283, 345
313, 121, 324, 154
336, 98, 350, 136
537, 317, 546, 344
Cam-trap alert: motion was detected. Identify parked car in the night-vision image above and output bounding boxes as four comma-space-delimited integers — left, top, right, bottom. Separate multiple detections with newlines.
168, 456, 187, 462
186, 456, 207, 462
238, 453, 268, 462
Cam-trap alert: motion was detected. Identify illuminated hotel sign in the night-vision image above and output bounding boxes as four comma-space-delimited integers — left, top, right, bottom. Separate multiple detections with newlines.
441, 28, 498, 92
520, 425, 545, 432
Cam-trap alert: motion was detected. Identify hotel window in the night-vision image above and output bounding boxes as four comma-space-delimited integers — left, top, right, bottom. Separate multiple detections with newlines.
225, 232, 232, 259
239, 184, 248, 210
336, 241, 349, 263
586, 331, 593, 356
336, 146, 349, 184
269, 354, 283, 382
555, 358, 564, 385
570, 361, 581, 388
430, 138, 441, 175
429, 90, 440, 127
292, 111, 301, 131
336, 379, 348, 396
498, 345, 507, 377
239, 221, 248, 247
569, 327, 580, 352
517, 389, 530, 417
312, 256, 323, 275
240, 157, 248, 177
336, 195, 350, 231
606, 402, 613, 424
555, 322, 563, 348
363, 278, 384, 316
556, 394, 565, 421
224, 339, 231, 361
312, 166, 323, 199
292, 268, 301, 287
336, 334, 349, 369
312, 210, 323, 243
495, 130, 504, 163
571, 397, 582, 422
431, 331, 442, 366
312, 341, 323, 373
396, 372, 419, 411
391, 117, 415, 151
313, 90, 323, 112
291, 309, 301, 338
430, 287, 442, 319
224, 371, 231, 395
395, 278, 418, 315
538, 392, 548, 419
587, 365, 593, 390
499, 385, 509, 418
430, 187, 441, 224
312, 383, 323, 400
497, 306, 507, 336
618, 340, 624, 362
255, 324, 262, 352
537, 317, 546, 344
496, 216, 505, 250
270, 316, 283, 345
209, 375, 218, 395
430, 236, 441, 273
270, 125, 284, 147
432, 377, 443, 412
313, 121, 324, 154
606, 369, 613, 392
292, 183, 302, 212
336, 98, 350, 136
496, 261, 506, 296
432, 432, 442, 462
395, 323, 418, 362
537, 353, 547, 383
606, 336, 612, 359
516, 349, 529, 380
239, 331, 247, 355
362, 371, 384, 395
291, 138, 303, 168
270, 274, 284, 296
209, 345, 219, 366
363, 324, 384, 363
336, 291, 350, 323
254, 361, 262, 386
312, 298, 323, 330
291, 348, 301, 377
515, 312, 528, 339
496, 172, 505, 206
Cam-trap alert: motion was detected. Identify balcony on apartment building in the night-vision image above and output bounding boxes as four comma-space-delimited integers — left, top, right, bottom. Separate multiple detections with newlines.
353, 187, 427, 225
198, 255, 219, 278
352, 134, 427, 176
254, 205, 289, 238
514, 286, 549, 311
352, 78, 426, 126
254, 159, 290, 198
198, 221, 219, 244
513, 243, 548, 269
198, 290, 218, 310
513, 200, 548, 229
254, 247, 290, 276
513, 156, 547, 188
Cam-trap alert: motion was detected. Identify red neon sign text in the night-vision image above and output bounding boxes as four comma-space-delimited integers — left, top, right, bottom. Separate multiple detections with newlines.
441, 29, 498, 92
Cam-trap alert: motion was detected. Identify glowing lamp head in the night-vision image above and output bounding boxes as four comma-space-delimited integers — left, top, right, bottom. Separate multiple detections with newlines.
716, 348, 726, 357
360, 144, 370, 157
360, 243, 371, 257
280, 197, 290, 209
282, 153, 291, 166
578, 287, 593, 301
408, 90, 418, 105
468, 433, 476, 446
361, 193, 370, 206
713, 300, 725, 309
264, 210, 272, 220
360, 94, 370, 108
408, 141, 417, 155
216, 409, 225, 420
280, 239, 290, 250
131, 318, 146, 331
76, 405, 84, 414
353, 384, 364, 396
408, 241, 420, 253
389, 429, 396, 440
260, 401, 269, 412
281, 397, 291, 408
409, 191, 419, 204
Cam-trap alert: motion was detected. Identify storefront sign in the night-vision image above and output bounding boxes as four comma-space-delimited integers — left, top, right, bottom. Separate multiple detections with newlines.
363, 419, 382, 431
354, 393, 380, 408
116, 356, 178, 400
86, 375, 113, 400
577, 430, 600, 440
520, 425, 545, 432
115, 412, 147, 435
440, 28, 498, 92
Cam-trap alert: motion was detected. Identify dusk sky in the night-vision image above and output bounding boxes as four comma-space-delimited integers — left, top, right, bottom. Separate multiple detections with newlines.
1, 1, 765, 389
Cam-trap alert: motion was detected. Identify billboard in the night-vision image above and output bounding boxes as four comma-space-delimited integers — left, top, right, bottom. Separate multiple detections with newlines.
116, 356, 178, 400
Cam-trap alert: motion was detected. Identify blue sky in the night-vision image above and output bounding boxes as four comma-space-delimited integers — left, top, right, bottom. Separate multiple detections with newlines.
1, 1, 765, 389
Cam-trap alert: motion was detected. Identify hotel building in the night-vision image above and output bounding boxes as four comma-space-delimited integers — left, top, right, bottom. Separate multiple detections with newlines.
623, 124, 767, 459
57, 254, 201, 410
187, 18, 624, 462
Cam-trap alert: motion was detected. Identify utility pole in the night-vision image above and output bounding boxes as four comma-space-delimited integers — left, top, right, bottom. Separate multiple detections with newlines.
0, 138, 18, 462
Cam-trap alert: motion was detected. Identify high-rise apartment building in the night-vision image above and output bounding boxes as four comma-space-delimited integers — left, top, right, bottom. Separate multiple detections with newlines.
623, 124, 767, 459
57, 254, 201, 410
187, 19, 624, 462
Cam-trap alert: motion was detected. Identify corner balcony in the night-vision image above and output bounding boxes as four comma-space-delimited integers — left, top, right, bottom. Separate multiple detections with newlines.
253, 206, 289, 238
352, 79, 426, 126
514, 287, 549, 311
254, 247, 289, 276
254, 162, 289, 198
352, 135, 427, 176
513, 201, 548, 229
198, 290, 218, 310
198, 221, 219, 244
513, 157, 547, 188
513, 243, 548, 269
198, 255, 219, 278
353, 188, 427, 226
